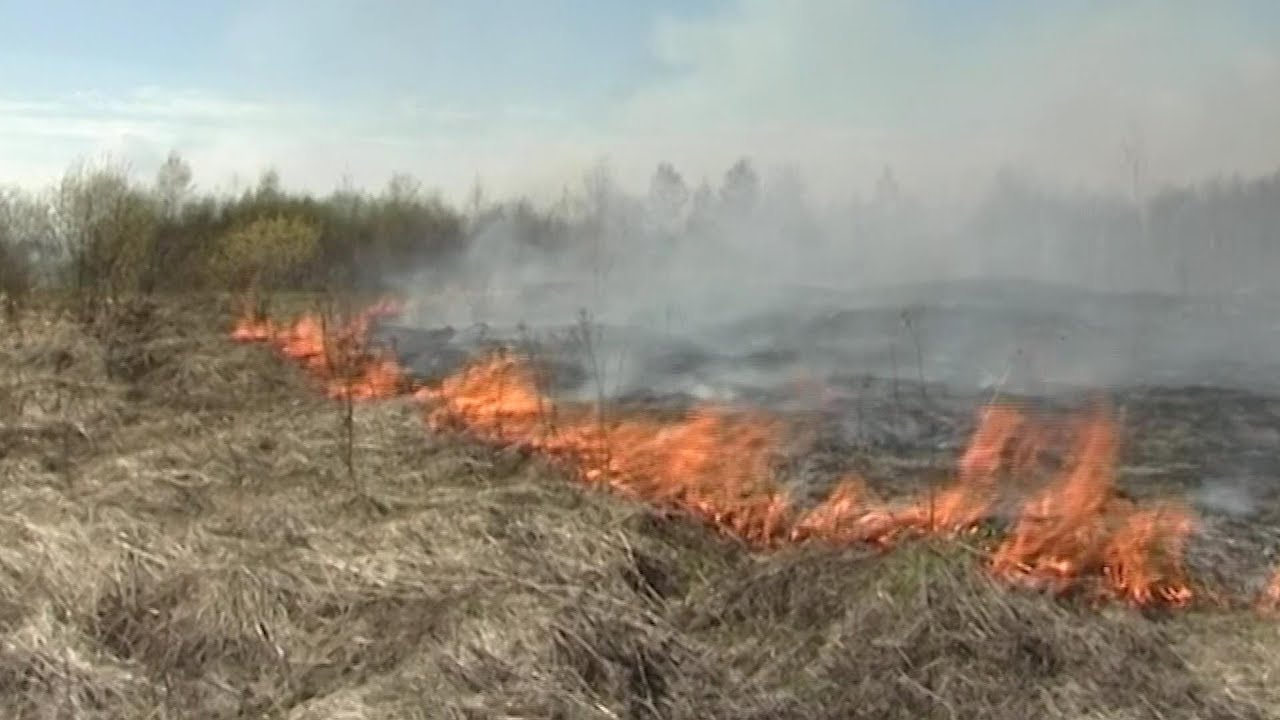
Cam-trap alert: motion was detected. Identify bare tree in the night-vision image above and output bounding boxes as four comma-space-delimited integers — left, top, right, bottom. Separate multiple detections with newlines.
385, 172, 423, 203
1120, 126, 1167, 291
52, 160, 157, 316
648, 162, 689, 227
0, 194, 32, 318
720, 157, 760, 217
467, 175, 488, 224
255, 168, 283, 201
580, 161, 618, 308
154, 150, 194, 220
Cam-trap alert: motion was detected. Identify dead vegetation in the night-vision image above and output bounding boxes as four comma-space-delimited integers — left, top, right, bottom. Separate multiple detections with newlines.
0, 298, 1276, 719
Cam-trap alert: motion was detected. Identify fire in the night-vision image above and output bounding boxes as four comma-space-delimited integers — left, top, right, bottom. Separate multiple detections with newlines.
418, 351, 1197, 604
789, 404, 1042, 546
1256, 568, 1280, 612
791, 476, 898, 545
1102, 502, 1195, 607
905, 403, 1041, 533
230, 297, 409, 400
328, 352, 410, 401
415, 350, 547, 440
228, 299, 1230, 611
989, 411, 1195, 606
417, 352, 794, 546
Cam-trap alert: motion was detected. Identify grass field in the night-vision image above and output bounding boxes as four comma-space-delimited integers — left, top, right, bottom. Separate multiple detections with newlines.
1, 296, 1278, 719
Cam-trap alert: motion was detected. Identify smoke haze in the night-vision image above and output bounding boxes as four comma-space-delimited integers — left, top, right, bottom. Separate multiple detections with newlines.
390, 153, 1280, 405
4, 1, 1279, 397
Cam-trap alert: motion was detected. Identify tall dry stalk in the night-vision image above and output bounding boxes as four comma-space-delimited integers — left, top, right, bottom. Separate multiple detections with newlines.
319, 292, 359, 496
901, 306, 937, 535
516, 323, 559, 442
575, 308, 612, 480
901, 307, 928, 405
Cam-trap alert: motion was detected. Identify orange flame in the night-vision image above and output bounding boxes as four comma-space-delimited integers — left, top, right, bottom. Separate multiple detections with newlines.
230, 300, 1221, 610
229, 298, 409, 400
1102, 501, 1195, 607
416, 352, 794, 546
791, 476, 900, 546
989, 411, 1195, 606
913, 403, 1039, 533
418, 351, 1198, 605
790, 404, 1043, 546
1257, 569, 1280, 612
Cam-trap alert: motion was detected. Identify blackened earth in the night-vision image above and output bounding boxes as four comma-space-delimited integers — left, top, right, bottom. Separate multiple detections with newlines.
373, 280, 1280, 600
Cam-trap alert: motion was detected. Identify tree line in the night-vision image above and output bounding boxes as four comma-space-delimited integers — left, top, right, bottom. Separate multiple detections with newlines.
0, 153, 468, 314
2, 151, 1278, 318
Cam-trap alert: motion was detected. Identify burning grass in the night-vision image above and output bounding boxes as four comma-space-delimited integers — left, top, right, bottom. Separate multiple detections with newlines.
0, 296, 1276, 717
231, 296, 410, 402
431, 355, 1208, 608
241, 301, 1212, 610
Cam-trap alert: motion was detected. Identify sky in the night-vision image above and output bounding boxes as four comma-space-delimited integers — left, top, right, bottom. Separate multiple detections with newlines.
1, 0, 1278, 205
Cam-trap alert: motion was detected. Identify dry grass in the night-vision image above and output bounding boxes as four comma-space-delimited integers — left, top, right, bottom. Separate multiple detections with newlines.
0, 297, 1274, 719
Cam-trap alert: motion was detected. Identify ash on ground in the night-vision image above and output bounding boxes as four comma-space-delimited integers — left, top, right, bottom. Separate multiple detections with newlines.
377, 281, 1280, 600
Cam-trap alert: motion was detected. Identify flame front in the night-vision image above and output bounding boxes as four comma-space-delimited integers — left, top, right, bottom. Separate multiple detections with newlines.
231, 300, 1215, 610
989, 412, 1195, 606
416, 351, 1197, 604
1257, 569, 1280, 612
416, 352, 794, 546
230, 298, 408, 400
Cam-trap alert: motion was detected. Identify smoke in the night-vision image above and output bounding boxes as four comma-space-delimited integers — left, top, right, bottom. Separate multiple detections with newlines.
384, 151, 1280, 408
344, 1, 1280, 401
1194, 483, 1258, 519
609, 0, 1280, 204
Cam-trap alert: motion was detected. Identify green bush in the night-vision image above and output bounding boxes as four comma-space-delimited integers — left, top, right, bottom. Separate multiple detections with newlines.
207, 213, 322, 292
51, 164, 158, 311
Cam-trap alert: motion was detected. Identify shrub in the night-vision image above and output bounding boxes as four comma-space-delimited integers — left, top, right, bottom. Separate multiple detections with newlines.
0, 192, 34, 318
206, 213, 322, 293
51, 163, 158, 313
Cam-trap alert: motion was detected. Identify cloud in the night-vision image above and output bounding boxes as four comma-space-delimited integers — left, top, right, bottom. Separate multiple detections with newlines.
0, 87, 583, 201
0, 91, 276, 142
608, 0, 1280, 201
1, 1, 1277, 206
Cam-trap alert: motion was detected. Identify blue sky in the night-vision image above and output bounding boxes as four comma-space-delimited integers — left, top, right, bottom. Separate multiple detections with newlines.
1, 1, 1278, 203
0, 1, 710, 103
